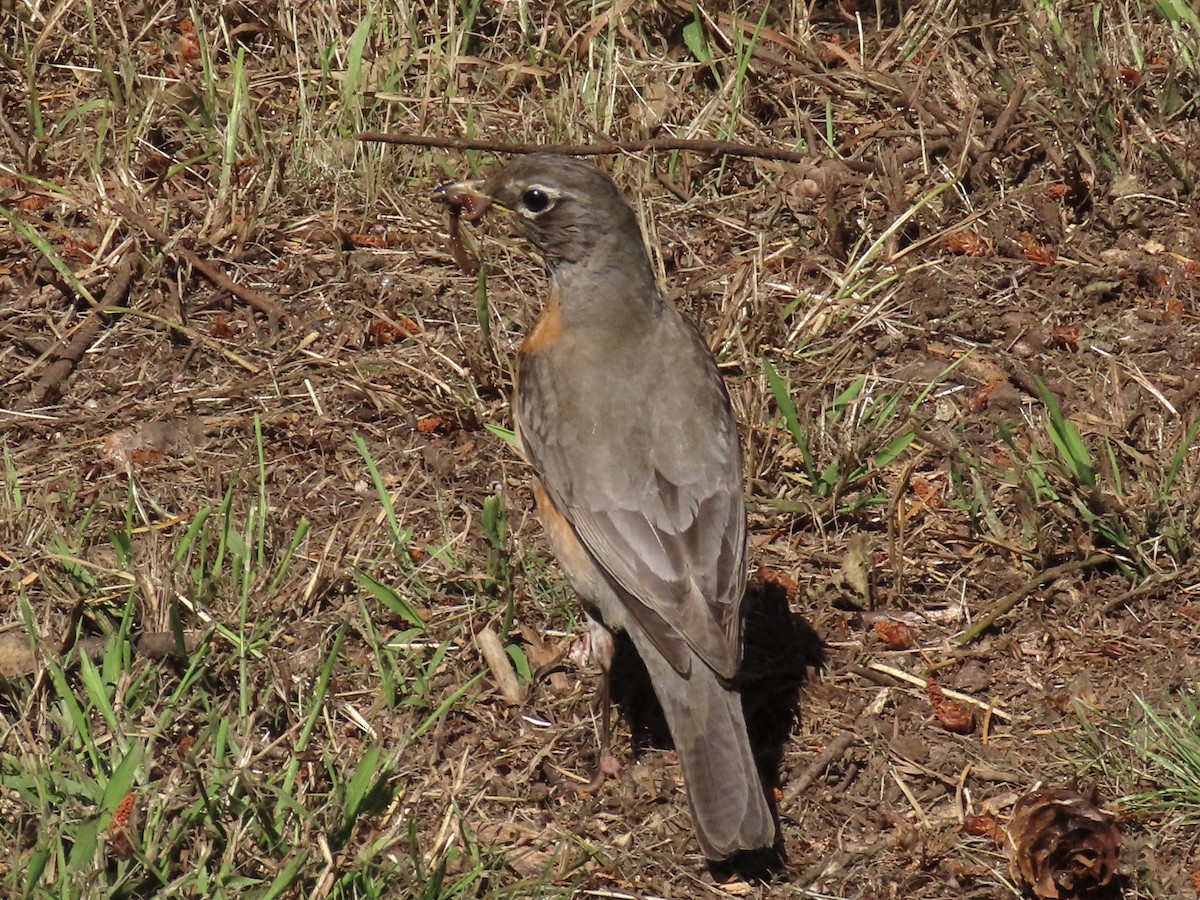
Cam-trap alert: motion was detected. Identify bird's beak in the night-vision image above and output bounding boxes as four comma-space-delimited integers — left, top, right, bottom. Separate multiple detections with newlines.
431, 178, 492, 222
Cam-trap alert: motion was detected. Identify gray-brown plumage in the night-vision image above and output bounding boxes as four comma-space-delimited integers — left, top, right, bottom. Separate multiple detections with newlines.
434, 154, 776, 859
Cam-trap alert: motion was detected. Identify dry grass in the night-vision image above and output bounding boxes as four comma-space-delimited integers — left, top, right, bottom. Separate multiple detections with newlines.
2, 1, 1200, 897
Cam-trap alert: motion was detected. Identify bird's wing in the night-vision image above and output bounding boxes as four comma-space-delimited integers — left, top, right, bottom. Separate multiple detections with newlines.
517, 308, 746, 679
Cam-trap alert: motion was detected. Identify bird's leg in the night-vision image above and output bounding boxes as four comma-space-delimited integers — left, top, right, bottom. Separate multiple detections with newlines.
573, 614, 619, 792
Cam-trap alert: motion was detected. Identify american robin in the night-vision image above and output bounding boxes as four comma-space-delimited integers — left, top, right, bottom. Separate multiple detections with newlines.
433, 154, 776, 860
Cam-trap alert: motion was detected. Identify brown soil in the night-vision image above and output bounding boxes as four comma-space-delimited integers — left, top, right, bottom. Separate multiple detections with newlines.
3, 2, 1200, 897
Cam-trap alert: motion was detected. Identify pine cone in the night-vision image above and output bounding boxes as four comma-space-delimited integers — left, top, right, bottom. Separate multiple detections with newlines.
1006, 787, 1122, 899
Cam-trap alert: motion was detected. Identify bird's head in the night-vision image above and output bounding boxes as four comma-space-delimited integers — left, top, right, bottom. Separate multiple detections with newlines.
432, 153, 644, 269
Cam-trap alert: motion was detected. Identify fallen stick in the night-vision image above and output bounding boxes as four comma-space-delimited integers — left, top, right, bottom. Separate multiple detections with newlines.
27, 254, 137, 406
0, 628, 205, 678
956, 553, 1111, 645
862, 661, 1012, 722
358, 131, 817, 165
475, 626, 525, 705
108, 198, 287, 324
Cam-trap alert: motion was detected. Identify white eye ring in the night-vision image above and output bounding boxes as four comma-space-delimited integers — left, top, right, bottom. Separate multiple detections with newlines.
518, 185, 558, 217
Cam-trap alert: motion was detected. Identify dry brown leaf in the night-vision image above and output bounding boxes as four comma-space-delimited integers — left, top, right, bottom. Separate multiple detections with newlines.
1118, 67, 1141, 86
173, 19, 201, 69
128, 448, 169, 466
941, 230, 989, 257
1050, 323, 1081, 350
369, 316, 421, 346
1019, 233, 1058, 267
415, 415, 456, 435
910, 475, 942, 507
873, 619, 915, 650
989, 447, 1014, 467
968, 382, 998, 413
62, 238, 98, 262
18, 194, 49, 212
926, 678, 975, 733
755, 565, 798, 598
933, 701, 976, 734
963, 813, 1004, 843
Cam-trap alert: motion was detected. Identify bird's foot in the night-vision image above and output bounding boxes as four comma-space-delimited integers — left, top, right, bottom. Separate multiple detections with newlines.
570, 750, 620, 794
568, 633, 593, 671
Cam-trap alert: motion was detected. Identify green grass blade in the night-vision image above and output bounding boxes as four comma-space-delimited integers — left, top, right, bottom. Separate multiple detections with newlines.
485, 423, 518, 445
1035, 375, 1097, 487
259, 853, 309, 899
355, 570, 426, 629
0, 204, 96, 304
763, 358, 813, 476
407, 671, 486, 745
1164, 420, 1200, 495
354, 432, 410, 551
270, 516, 310, 589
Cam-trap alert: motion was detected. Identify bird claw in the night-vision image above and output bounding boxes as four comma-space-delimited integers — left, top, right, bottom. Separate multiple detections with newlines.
568, 633, 593, 671
570, 750, 620, 794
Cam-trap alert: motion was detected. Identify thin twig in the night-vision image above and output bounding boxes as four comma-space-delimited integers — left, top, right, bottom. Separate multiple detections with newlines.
108, 198, 288, 323
26, 254, 137, 406
956, 553, 1112, 645
862, 661, 1012, 721
357, 132, 816, 165
970, 80, 1028, 184
108, 306, 263, 374
886, 448, 930, 598
1096, 569, 1187, 617
781, 730, 857, 809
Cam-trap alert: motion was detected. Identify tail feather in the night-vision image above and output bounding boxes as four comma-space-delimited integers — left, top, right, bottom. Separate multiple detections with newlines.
629, 622, 776, 859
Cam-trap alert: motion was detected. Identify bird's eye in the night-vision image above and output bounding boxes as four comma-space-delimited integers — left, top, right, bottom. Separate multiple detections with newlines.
521, 188, 552, 214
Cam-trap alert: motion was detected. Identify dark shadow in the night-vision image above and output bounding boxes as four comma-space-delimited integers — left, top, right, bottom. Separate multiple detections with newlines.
608, 579, 824, 761
707, 845, 787, 883
604, 577, 825, 879
738, 578, 826, 789
735, 578, 825, 878
607, 629, 668, 750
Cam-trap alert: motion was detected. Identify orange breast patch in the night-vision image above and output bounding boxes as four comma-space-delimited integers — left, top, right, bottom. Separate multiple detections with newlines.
520, 289, 564, 357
